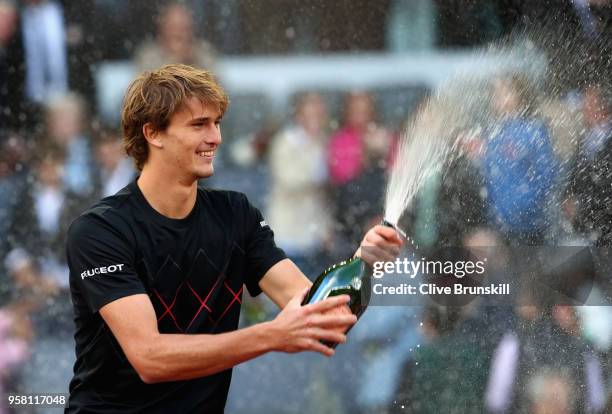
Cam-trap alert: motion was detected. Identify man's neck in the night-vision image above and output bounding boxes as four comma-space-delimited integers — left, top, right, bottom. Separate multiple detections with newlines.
137, 166, 198, 219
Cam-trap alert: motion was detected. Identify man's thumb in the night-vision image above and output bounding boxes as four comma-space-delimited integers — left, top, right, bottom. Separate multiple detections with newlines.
289, 286, 311, 307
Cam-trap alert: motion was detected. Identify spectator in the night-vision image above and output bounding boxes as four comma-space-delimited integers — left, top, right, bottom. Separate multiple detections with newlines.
45, 93, 95, 195
328, 92, 374, 186
134, 2, 216, 72
0, 0, 36, 131
6, 142, 83, 398
15, 142, 89, 292
20, 0, 68, 104
0, 133, 34, 300
537, 97, 586, 241
0, 307, 30, 414
328, 91, 392, 247
482, 74, 558, 245
408, 148, 487, 248
485, 304, 606, 413
0, 137, 72, 405
538, 97, 583, 168
268, 92, 331, 278
91, 124, 136, 198
229, 118, 280, 169
567, 82, 612, 243
2, 138, 86, 305
61, 0, 101, 108
224, 117, 280, 209
390, 305, 490, 413
527, 368, 576, 414
397, 105, 487, 248
580, 84, 611, 160
569, 0, 611, 40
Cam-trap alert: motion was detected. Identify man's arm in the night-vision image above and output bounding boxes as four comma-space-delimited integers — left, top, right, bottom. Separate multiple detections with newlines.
258, 225, 403, 308
258, 259, 311, 308
98, 225, 401, 384
257, 225, 404, 339
99, 290, 355, 384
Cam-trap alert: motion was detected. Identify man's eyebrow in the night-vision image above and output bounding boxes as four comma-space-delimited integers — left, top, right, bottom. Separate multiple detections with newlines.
188, 116, 222, 123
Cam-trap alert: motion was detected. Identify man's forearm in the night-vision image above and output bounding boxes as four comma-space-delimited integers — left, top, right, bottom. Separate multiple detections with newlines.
137, 321, 277, 383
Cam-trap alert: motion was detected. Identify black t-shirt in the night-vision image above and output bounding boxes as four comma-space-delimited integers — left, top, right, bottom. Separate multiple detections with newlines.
65, 181, 286, 413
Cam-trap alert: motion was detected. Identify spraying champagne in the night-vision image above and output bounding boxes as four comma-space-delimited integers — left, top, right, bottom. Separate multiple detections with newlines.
301, 220, 406, 347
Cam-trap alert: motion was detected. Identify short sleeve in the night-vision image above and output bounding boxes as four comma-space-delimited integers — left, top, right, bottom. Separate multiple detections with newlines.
238, 194, 286, 296
67, 215, 146, 313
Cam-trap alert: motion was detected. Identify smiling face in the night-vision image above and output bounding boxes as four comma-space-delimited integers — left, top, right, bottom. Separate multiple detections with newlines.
148, 97, 222, 181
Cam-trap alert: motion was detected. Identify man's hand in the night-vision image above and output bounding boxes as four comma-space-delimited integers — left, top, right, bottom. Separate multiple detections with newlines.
324, 300, 354, 335
266, 288, 357, 357
355, 224, 403, 266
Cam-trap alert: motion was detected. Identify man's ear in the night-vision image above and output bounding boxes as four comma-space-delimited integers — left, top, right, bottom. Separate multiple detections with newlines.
142, 123, 163, 149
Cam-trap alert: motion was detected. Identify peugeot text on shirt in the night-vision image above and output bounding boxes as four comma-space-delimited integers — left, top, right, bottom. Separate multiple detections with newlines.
80, 264, 125, 280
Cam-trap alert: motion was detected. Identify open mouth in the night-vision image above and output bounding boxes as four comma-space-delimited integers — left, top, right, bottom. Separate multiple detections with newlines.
197, 150, 214, 158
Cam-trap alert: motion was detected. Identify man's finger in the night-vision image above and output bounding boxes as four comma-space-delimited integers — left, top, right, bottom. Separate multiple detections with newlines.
308, 313, 357, 328
290, 287, 311, 307
374, 225, 404, 245
364, 231, 387, 247
308, 327, 347, 344
361, 246, 396, 264
365, 232, 402, 255
306, 339, 335, 357
373, 243, 401, 258
326, 304, 353, 316
303, 294, 351, 314
384, 244, 402, 257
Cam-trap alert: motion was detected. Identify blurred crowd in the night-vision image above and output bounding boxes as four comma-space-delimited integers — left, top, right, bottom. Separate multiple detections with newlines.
0, 0, 611, 413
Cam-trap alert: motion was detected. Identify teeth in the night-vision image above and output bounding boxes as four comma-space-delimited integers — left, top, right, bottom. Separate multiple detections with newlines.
198, 151, 214, 157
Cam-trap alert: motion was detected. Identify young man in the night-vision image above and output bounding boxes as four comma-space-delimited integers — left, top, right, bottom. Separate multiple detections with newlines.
65, 64, 401, 413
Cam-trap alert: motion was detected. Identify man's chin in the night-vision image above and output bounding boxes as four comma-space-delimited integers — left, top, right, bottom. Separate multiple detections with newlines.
195, 166, 214, 179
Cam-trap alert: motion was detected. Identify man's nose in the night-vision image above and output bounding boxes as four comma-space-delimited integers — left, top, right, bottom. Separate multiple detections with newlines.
207, 125, 222, 145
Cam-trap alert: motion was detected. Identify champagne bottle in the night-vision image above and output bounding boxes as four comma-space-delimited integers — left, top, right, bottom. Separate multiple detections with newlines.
301, 220, 405, 347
